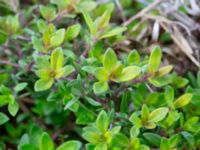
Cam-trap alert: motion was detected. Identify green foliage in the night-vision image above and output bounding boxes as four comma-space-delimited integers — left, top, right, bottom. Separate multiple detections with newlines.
0, 1, 199, 150
34, 47, 74, 91
40, 132, 54, 150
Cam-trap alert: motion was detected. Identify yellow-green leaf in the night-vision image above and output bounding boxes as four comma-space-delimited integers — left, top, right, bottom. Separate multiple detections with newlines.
36, 68, 51, 79
154, 65, 173, 77
65, 24, 81, 41
119, 66, 141, 82
148, 107, 168, 123
128, 50, 140, 65
144, 122, 156, 129
148, 46, 162, 73
96, 110, 109, 133
34, 79, 54, 92
100, 27, 126, 39
93, 81, 109, 95
173, 93, 193, 108
141, 104, 149, 121
94, 67, 109, 81
95, 11, 111, 29
103, 48, 117, 73
51, 47, 64, 70
50, 28, 65, 47
82, 10, 96, 35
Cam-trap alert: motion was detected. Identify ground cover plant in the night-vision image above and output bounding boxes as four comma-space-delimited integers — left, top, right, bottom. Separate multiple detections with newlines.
0, 0, 200, 149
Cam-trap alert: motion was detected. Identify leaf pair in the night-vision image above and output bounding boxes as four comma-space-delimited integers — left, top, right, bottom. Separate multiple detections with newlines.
147, 46, 173, 87
0, 85, 19, 121
82, 110, 121, 149
112, 133, 150, 150
164, 86, 193, 109
34, 48, 74, 91
82, 10, 126, 41
93, 48, 141, 94
130, 105, 169, 129
32, 24, 65, 52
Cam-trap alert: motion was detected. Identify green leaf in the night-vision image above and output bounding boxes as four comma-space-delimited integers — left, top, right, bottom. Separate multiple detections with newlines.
8, 101, 19, 116
181, 131, 195, 147
54, 68, 65, 79
93, 67, 109, 81
119, 66, 141, 82
93, 81, 109, 95
82, 132, 101, 144
148, 46, 162, 73
14, 82, 27, 92
128, 50, 140, 64
40, 5, 56, 21
141, 104, 149, 121
120, 90, 131, 113
94, 143, 107, 150
110, 62, 123, 82
85, 96, 101, 107
34, 79, 54, 92
0, 84, 12, 95
110, 126, 121, 135
32, 36, 44, 52
143, 122, 156, 129
138, 145, 150, 150
82, 10, 96, 35
79, 1, 97, 11
164, 86, 174, 106
143, 133, 161, 147
171, 73, 188, 88
130, 125, 140, 138
96, 110, 109, 133
36, 69, 51, 79
129, 113, 142, 128
148, 107, 168, 123
148, 76, 171, 87
63, 65, 75, 77
50, 29, 65, 47
65, 24, 81, 41
19, 144, 38, 150
100, 27, 126, 39
56, 140, 81, 150
40, 132, 54, 150
51, 47, 64, 70
112, 133, 129, 147
37, 19, 47, 33
103, 48, 117, 73
0, 112, 9, 125
173, 93, 193, 108
0, 95, 9, 106
169, 134, 181, 148
160, 138, 170, 150
64, 99, 76, 111
154, 65, 173, 77
130, 138, 140, 149
95, 11, 111, 29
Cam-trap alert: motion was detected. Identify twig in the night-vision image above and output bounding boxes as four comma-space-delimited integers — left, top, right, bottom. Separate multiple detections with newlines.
123, 0, 164, 26
52, 126, 67, 140
114, 0, 126, 22
0, 60, 20, 68
91, 92, 109, 109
